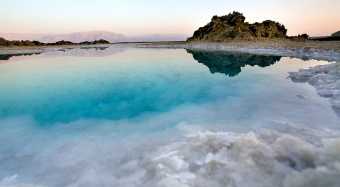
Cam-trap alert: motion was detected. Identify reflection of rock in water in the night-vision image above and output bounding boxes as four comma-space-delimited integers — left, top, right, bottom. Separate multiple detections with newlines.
187, 50, 282, 77
0, 53, 41, 61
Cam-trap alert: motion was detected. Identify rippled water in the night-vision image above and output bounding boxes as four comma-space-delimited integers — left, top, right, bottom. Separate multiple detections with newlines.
0, 46, 339, 187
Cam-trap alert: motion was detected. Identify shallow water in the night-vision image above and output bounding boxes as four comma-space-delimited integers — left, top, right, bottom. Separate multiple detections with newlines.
0, 46, 339, 187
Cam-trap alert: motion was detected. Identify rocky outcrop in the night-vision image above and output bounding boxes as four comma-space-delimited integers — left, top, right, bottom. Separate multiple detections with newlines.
188, 11, 287, 42
311, 30, 340, 41
332, 31, 340, 37
0, 37, 7, 46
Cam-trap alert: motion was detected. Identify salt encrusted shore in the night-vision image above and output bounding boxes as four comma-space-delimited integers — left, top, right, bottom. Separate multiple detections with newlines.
186, 43, 340, 62
289, 63, 340, 116
137, 41, 340, 62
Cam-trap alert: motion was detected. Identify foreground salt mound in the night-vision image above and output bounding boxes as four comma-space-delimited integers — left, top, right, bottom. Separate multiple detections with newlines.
1, 129, 340, 187
289, 63, 340, 115
0, 175, 44, 187
142, 131, 340, 187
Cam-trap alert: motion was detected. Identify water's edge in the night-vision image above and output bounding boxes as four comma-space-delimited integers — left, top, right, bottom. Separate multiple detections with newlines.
1, 42, 340, 62
137, 42, 340, 62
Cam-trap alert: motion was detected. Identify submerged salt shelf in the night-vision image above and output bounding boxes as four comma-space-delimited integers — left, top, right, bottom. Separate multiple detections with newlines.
0, 46, 339, 187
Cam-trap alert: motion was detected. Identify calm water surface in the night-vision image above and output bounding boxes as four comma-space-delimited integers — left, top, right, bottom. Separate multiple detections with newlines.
0, 46, 339, 187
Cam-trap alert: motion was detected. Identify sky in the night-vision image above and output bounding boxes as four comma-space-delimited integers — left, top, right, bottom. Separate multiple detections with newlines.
1, 0, 340, 36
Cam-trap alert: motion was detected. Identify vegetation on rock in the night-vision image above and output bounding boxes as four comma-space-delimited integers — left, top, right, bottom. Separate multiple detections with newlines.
188, 11, 287, 42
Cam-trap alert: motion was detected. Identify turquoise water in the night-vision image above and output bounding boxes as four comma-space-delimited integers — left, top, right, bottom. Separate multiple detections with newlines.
0, 46, 339, 187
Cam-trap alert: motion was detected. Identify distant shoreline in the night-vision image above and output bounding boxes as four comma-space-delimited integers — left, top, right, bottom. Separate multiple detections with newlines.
0, 44, 114, 55
1, 40, 340, 62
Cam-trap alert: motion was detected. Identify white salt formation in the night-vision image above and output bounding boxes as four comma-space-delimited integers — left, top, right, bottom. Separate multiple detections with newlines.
142, 131, 340, 187
290, 63, 340, 115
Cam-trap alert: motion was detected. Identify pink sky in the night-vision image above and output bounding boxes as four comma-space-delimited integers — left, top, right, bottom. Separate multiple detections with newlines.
1, 0, 339, 36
